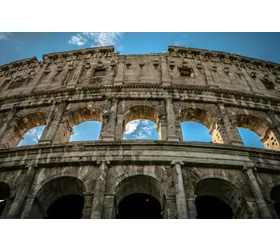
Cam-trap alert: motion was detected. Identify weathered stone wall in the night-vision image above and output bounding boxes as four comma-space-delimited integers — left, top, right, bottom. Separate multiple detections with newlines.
0, 45, 280, 219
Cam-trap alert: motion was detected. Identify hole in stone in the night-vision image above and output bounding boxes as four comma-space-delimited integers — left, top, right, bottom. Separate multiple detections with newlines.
196, 195, 233, 219
45, 194, 84, 219
70, 121, 102, 141
116, 193, 162, 219
18, 125, 46, 146
123, 120, 158, 140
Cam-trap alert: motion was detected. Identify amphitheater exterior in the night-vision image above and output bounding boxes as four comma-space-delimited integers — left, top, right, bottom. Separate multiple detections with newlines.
1, 45, 280, 218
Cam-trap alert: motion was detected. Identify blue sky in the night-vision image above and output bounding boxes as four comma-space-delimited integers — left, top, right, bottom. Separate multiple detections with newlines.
1, 32, 277, 149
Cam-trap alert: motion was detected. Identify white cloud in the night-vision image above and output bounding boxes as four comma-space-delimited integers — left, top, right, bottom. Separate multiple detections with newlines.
68, 32, 124, 48
24, 126, 44, 143
124, 120, 140, 135
0, 32, 11, 40
68, 34, 87, 46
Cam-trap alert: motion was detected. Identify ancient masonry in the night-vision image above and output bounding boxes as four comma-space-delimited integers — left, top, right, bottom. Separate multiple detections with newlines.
1, 45, 280, 219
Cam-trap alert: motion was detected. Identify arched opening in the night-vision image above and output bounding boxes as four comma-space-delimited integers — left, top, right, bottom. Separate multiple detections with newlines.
196, 195, 233, 219
66, 107, 103, 142
235, 114, 279, 150
116, 193, 162, 219
181, 121, 212, 142
270, 185, 280, 218
70, 121, 102, 141
28, 176, 85, 219
195, 178, 246, 219
114, 175, 163, 219
237, 127, 265, 149
18, 125, 46, 146
123, 105, 161, 140
180, 108, 219, 143
45, 194, 84, 219
0, 182, 10, 217
123, 119, 158, 140
2, 112, 47, 148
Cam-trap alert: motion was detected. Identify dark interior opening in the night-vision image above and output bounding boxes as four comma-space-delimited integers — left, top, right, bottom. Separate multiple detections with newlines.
196, 195, 233, 219
0, 198, 7, 217
270, 185, 280, 218
0, 182, 10, 217
45, 194, 84, 219
116, 193, 163, 219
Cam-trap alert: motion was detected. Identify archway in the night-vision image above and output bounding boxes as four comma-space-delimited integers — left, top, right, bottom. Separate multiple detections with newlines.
270, 185, 280, 218
196, 195, 233, 219
123, 105, 161, 140
123, 119, 158, 140
18, 125, 46, 146
114, 175, 163, 219
2, 112, 47, 148
70, 121, 102, 141
66, 107, 103, 142
237, 127, 265, 149
28, 176, 85, 219
194, 178, 246, 219
181, 121, 212, 142
180, 108, 220, 143
235, 114, 279, 150
0, 182, 10, 217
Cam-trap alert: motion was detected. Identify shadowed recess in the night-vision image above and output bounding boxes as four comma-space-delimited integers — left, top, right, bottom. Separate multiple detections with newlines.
45, 194, 84, 219
70, 121, 102, 141
196, 195, 233, 219
116, 193, 162, 219
0, 182, 10, 217
270, 185, 280, 218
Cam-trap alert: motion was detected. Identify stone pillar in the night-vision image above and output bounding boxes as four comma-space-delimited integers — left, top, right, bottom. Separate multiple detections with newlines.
158, 115, 167, 141
171, 160, 188, 219
66, 60, 84, 88
160, 56, 171, 86
6, 164, 37, 219
243, 166, 272, 219
81, 192, 94, 219
91, 160, 110, 219
101, 98, 118, 141
165, 98, 180, 142
39, 101, 68, 144
0, 106, 17, 141
163, 196, 177, 219
114, 60, 125, 86
218, 104, 244, 146
186, 193, 197, 219
103, 194, 115, 219
115, 114, 124, 140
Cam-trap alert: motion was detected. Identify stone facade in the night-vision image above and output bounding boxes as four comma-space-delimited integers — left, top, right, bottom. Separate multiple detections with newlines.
0, 45, 280, 218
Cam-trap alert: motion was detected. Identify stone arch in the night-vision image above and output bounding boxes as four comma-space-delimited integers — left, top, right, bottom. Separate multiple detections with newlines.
180, 107, 216, 129
28, 176, 86, 219
123, 105, 161, 139
113, 174, 164, 219
1, 111, 48, 148
0, 181, 11, 217
66, 106, 103, 126
194, 177, 247, 218
233, 113, 279, 150
33, 172, 91, 196
61, 106, 103, 142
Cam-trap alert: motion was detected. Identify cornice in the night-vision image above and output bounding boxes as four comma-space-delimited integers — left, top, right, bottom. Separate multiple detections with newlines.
0, 85, 279, 109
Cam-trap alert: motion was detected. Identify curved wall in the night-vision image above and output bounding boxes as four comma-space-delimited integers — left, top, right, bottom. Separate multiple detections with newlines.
0, 45, 280, 219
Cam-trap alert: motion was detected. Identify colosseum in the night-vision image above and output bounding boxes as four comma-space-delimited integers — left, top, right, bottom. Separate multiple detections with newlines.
0, 45, 280, 219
